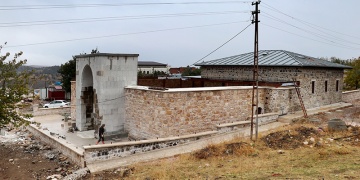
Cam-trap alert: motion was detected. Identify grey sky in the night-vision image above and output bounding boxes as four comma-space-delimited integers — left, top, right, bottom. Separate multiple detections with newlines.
1, 0, 359, 67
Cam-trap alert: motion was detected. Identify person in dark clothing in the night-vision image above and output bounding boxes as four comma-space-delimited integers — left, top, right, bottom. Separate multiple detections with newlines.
96, 124, 105, 144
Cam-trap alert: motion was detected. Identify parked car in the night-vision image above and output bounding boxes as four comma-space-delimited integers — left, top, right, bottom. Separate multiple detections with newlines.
43, 100, 69, 108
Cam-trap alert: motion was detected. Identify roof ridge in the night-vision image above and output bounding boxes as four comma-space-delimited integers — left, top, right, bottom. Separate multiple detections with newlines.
281, 50, 304, 66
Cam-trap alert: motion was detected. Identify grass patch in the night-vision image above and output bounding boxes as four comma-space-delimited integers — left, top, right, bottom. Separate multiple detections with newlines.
124, 123, 360, 179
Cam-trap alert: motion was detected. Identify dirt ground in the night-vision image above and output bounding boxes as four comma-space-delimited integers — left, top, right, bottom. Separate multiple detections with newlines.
0, 129, 80, 180
1, 100, 360, 179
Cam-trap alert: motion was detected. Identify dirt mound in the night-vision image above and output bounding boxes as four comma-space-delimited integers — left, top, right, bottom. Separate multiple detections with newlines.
262, 126, 319, 150
194, 142, 254, 159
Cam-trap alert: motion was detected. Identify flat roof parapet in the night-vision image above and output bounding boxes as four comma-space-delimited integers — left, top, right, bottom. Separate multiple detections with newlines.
75, 53, 139, 58
125, 85, 295, 92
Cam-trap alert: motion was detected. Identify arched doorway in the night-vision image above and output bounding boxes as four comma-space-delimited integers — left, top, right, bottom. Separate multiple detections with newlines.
81, 65, 95, 130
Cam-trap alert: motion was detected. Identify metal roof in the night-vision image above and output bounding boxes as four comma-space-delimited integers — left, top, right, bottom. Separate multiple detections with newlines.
195, 50, 352, 69
138, 61, 167, 67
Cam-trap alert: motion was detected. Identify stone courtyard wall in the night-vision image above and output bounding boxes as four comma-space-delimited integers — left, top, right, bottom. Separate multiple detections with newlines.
125, 86, 263, 139
70, 81, 76, 120
125, 86, 297, 140
342, 90, 360, 103
264, 87, 299, 114
201, 66, 344, 109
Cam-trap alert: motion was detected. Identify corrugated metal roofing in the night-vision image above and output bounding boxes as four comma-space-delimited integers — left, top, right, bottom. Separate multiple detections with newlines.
195, 50, 352, 69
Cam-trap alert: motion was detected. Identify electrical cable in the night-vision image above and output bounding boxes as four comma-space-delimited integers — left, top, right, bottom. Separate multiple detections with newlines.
192, 23, 252, 65
261, 13, 360, 49
0, 10, 249, 28
262, 2, 360, 40
0, 1, 253, 11
4, 21, 250, 48
262, 23, 359, 50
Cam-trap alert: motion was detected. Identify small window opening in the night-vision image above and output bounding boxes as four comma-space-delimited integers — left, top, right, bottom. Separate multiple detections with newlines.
311, 81, 315, 94
325, 81, 328, 92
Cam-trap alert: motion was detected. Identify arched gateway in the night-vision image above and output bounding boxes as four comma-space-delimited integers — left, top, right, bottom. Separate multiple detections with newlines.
75, 53, 138, 137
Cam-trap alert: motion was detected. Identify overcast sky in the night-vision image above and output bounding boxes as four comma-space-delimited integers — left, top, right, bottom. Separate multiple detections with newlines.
1, 0, 360, 67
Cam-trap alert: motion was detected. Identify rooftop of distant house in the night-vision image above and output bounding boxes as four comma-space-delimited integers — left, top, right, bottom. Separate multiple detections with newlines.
138, 61, 167, 67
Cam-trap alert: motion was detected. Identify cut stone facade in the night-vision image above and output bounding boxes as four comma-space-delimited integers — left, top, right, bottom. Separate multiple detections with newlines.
125, 86, 297, 139
201, 66, 344, 109
75, 53, 138, 136
70, 81, 76, 120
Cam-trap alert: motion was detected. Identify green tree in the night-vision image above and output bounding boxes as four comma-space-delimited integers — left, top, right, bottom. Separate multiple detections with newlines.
181, 66, 201, 76
0, 43, 33, 127
58, 58, 76, 93
58, 48, 98, 92
344, 57, 360, 90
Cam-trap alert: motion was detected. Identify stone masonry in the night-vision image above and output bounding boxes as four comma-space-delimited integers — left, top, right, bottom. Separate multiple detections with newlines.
125, 86, 297, 139
75, 53, 138, 136
201, 66, 344, 109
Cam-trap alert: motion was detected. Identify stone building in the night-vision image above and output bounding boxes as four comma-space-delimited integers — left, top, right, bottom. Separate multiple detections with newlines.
138, 61, 168, 75
72, 50, 351, 140
195, 50, 352, 110
75, 53, 138, 136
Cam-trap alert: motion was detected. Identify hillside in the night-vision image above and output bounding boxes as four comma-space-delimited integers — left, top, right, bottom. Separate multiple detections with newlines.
17, 65, 61, 89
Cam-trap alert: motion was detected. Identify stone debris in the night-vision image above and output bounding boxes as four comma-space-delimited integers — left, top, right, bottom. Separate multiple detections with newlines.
1, 127, 80, 179
46, 174, 62, 180
62, 167, 90, 180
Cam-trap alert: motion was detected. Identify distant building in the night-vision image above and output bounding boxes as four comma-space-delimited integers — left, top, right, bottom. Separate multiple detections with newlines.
169, 67, 196, 75
47, 85, 66, 100
138, 61, 168, 74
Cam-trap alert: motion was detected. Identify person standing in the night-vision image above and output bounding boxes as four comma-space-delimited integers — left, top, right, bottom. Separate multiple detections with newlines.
96, 124, 105, 145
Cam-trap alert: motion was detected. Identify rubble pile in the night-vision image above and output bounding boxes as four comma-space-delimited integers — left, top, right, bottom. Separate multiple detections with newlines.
262, 126, 320, 150
0, 127, 83, 179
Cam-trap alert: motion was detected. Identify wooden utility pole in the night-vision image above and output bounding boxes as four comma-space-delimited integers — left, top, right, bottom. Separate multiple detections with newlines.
250, 0, 260, 141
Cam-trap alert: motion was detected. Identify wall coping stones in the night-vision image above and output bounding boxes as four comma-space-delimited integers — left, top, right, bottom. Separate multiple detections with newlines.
83, 130, 218, 150
28, 124, 84, 155
216, 121, 251, 128
247, 112, 279, 118
126, 85, 266, 92
75, 53, 139, 58
126, 85, 296, 92
342, 89, 360, 94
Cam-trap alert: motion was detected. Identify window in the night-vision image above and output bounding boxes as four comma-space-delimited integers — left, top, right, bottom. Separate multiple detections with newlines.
325, 81, 328, 92
311, 81, 315, 94
336, 80, 339, 92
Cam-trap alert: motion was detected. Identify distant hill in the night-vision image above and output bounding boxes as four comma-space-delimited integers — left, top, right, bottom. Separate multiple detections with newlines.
18, 65, 61, 89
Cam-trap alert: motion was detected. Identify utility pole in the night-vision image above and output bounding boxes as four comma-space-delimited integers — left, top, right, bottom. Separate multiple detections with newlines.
250, 0, 260, 141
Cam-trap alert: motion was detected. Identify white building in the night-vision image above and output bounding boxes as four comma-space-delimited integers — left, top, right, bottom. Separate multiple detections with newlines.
138, 61, 169, 74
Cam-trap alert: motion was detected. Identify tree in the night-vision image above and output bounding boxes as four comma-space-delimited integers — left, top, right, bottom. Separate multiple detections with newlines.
58, 48, 98, 93
58, 57, 76, 93
344, 57, 360, 90
181, 66, 201, 76
0, 43, 33, 127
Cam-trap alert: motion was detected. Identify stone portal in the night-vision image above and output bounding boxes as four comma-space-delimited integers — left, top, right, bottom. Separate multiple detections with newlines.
76, 53, 138, 137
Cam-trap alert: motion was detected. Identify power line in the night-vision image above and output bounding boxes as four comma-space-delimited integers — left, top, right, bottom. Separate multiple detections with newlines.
261, 2, 360, 40
0, 11, 249, 28
4, 21, 249, 48
262, 23, 359, 50
0, 1, 252, 11
192, 23, 252, 65
261, 12, 360, 49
